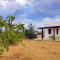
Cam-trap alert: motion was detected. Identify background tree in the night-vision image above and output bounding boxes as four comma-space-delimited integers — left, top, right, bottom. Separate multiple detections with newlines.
25, 24, 37, 39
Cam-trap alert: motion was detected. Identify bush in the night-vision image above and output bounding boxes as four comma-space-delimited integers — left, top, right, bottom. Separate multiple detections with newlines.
0, 32, 9, 53
25, 30, 37, 39
49, 36, 55, 40
28, 33, 37, 39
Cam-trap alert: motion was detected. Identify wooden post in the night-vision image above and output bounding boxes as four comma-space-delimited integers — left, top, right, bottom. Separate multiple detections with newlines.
41, 28, 44, 40
53, 28, 55, 40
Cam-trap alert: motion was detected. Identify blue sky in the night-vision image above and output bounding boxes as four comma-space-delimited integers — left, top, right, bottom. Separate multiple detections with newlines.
0, 0, 60, 28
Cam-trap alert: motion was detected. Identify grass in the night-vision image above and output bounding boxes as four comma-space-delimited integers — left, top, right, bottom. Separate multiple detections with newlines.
0, 40, 60, 60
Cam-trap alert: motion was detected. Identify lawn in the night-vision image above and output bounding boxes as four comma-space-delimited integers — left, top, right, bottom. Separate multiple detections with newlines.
0, 40, 60, 60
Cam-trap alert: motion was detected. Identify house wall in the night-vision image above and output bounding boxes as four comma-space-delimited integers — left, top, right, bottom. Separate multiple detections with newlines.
43, 28, 60, 40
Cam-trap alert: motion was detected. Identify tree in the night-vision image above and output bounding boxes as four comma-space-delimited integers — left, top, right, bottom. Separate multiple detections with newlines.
6, 16, 15, 30
14, 23, 25, 40
0, 16, 25, 54
28, 24, 35, 33
25, 24, 37, 39
15, 24, 24, 32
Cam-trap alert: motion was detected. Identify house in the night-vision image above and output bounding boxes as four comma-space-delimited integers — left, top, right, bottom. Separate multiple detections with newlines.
38, 22, 60, 40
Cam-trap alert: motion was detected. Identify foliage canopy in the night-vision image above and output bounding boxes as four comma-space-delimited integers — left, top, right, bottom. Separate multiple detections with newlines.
0, 16, 25, 54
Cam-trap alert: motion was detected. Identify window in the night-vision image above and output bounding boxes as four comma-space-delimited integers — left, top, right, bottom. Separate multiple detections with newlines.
56, 28, 58, 34
48, 29, 51, 34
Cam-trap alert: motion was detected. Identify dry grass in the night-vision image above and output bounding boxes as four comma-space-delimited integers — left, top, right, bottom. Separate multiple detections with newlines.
0, 40, 60, 60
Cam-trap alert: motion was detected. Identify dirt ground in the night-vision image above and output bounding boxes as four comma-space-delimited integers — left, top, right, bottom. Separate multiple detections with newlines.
0, 40, 60, 60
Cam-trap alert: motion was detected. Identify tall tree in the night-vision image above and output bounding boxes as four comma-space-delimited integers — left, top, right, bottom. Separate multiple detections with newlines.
0, 15, 25, 54
28, 24, 35, 33
25, 24, 37, 39
6, 16, 15, 30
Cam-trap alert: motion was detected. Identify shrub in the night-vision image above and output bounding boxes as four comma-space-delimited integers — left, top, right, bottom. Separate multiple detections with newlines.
49, 36, 55, 40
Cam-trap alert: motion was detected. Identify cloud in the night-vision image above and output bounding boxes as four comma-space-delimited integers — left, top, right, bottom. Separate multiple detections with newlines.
30, 0, 60, 17
0, 0, 60, 29
0, 0, 60, 17
14, 0, 60, 20
32, 0, 60, 11
37, 16, 60, 28
16, 0, 28, 6
0, 0, 16, 16
17, 16, 60, 29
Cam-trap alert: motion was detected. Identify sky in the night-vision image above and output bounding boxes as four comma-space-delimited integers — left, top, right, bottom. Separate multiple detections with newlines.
0, 0, 60, 28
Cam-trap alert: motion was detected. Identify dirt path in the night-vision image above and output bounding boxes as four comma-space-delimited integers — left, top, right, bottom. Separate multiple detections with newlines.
0, 40, 60, 60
